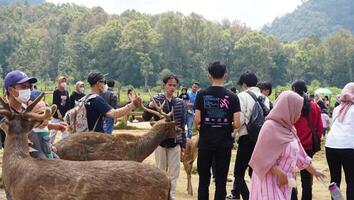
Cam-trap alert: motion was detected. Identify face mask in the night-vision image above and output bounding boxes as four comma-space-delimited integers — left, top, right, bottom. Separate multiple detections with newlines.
15, 89, 31, 104
103, 84, 108, 93
60, 82, 67, 89
79, 87, 84, 93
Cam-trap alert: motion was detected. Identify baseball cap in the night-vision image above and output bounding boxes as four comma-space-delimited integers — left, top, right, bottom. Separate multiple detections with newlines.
4, 70, 37, 90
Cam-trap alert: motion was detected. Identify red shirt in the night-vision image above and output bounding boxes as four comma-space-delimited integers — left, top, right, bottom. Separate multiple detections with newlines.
294, 102, 323, 151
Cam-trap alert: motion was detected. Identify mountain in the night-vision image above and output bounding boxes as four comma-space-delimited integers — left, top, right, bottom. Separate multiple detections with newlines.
262, 0, 354, 41
0, 0, 44, 6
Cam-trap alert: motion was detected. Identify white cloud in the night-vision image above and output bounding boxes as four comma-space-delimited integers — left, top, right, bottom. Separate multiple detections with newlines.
46, 0, 303, 29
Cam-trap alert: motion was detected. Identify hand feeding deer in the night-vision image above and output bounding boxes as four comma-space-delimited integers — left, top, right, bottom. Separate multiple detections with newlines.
55, 94, 199, 196
0, 93, 171, 200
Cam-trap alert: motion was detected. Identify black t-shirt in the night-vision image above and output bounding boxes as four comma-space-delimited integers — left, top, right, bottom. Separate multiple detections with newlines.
179, 93, 190, 101
52, 89, 70, 119
195, 86, 241, 149
69, 91, 85, 109
85, 95, 112, 133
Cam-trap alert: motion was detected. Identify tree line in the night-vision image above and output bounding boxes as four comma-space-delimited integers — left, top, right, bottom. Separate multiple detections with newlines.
0, 3, 353, 88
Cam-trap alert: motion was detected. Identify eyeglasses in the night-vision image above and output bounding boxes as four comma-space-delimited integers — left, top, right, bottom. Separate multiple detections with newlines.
99, 80, 106, 84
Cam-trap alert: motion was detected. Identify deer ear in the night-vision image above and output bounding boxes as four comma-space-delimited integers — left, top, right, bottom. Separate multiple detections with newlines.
50, 105, 57, 117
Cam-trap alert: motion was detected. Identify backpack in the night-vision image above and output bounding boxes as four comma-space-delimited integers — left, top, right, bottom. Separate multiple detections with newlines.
64, 93, 98, 133
246, 91, 270, 142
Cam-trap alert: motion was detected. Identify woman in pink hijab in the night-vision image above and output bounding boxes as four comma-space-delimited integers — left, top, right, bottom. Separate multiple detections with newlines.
249, 91, 324, 200
326, 82, 354, 199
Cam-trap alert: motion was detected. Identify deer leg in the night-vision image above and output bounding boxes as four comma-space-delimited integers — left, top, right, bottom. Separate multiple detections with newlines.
184, 162, 194, 196
187, 173, 193, 196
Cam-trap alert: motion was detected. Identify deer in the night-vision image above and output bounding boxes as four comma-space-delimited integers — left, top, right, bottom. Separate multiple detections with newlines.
54, 93, 199, 196
181, 134, 199, 196
0, 93, 171, 200
54, 97, 176, 162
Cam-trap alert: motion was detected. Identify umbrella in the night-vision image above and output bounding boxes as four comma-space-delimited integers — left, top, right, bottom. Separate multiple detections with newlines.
314, 88, 332, 95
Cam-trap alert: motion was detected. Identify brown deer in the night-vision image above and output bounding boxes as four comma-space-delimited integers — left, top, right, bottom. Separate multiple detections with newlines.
54, 98, 177, 162
0, 93, 171, 200
181, 135, 199, 196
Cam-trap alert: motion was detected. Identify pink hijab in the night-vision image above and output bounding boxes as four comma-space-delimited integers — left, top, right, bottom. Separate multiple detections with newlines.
249, 91, 304, 180
337, 82, 354, 122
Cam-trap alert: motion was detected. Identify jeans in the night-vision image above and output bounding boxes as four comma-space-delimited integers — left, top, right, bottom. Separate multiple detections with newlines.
326, 147, 354, 199
198, 147, 232, 200
186, 113, 194, 139
231, 135, 255, 200
103, 117, 114, 134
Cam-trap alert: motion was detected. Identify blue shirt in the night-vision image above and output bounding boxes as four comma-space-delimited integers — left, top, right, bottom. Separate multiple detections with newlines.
85, 96, 112, 133
187, 91, 197, 111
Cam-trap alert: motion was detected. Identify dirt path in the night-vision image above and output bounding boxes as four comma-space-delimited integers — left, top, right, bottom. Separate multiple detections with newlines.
0, 122, 346, 199
115, 126, 344, 200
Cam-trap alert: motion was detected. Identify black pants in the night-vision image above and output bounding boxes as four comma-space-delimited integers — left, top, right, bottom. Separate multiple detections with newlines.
198, 147, 232, 200
231, 135, 255, 200
326, 147, 354, 200
291, 150, 314, 200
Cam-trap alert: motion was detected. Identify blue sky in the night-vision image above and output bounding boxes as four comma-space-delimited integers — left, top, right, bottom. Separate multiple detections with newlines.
46, 0, 303, 29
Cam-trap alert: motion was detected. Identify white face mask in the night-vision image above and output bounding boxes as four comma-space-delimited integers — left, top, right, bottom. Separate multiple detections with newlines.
79, 87, 84, 93
60, 82, 67, 89
15, 89, 31, 104
103, 84, 108, 93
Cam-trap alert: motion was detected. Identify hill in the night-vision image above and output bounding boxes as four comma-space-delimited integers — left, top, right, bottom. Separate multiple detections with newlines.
262, 0, 354, 41
0, 0, 44, 6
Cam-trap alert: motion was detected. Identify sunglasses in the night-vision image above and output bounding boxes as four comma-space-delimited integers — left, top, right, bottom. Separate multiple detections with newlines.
99, 80, 107, 84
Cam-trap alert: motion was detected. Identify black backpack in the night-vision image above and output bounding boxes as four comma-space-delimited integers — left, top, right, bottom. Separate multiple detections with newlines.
246, 91, 270, 142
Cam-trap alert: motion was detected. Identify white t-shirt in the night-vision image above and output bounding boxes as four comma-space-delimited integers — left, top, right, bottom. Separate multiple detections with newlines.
325, 105, 354, 149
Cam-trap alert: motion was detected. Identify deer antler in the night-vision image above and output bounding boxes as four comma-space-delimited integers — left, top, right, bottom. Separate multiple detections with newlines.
23, 107, 52, 121
25, 92, 45, 112
0, 96, 14, 119
141, 90, 174, 121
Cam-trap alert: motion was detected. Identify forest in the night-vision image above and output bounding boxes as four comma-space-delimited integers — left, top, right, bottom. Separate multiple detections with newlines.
0, 3, 353, 88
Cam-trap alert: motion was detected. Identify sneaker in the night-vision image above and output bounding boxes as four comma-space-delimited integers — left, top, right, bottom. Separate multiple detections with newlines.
226, 194, 240, 200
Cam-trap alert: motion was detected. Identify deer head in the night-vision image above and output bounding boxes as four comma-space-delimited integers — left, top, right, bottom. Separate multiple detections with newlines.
142, 96, 186, 139
0, 92, 56, 136
141, 98, 174, 122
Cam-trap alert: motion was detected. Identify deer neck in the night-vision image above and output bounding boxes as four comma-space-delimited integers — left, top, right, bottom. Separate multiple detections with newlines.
3, 133, 30, 161
136, 125, 172, 161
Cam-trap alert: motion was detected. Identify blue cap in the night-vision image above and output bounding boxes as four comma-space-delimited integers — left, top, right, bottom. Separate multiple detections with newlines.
4, 70, 37, 90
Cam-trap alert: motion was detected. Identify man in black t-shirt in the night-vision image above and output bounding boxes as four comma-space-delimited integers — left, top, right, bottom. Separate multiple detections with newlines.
194, 61, 241, 200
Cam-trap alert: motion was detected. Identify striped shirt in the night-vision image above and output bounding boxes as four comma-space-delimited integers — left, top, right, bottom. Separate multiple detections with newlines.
250, 138, 311, 200
142, 93, 186, 148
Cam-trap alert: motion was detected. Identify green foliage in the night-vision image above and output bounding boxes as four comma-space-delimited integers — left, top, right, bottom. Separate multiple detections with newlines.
0, 3, 353, 89
262, 0, 354, 41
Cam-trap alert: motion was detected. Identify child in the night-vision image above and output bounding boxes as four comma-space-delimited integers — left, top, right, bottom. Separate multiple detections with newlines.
249, 91, 325, 200
28, 100, 59, 159
321, 109, 330, 137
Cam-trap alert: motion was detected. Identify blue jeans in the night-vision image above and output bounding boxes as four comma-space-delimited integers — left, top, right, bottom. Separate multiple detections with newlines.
103, 117, 114, 134
186, 113, 194, 139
